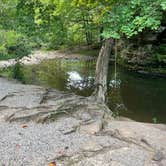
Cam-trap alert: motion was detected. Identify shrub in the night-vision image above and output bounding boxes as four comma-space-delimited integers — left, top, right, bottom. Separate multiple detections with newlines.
0, 45, 7, 56
0, 30, 32, 60
12, 62, 25, 83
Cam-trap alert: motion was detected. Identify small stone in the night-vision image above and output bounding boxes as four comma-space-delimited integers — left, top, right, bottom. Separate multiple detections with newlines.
82, 140, 102, 151
65, 146, 69, 150
79, 112, 92, 122
153, 151, 164, 161
79, 120, 103, 135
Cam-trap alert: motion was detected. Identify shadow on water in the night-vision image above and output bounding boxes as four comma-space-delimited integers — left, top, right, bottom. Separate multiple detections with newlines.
5, 58, 166, 123
117, 68, 166, 123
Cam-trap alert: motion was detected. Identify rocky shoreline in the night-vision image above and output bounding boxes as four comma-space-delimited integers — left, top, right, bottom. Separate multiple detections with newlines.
0, 50, 96, 69
1, 50, 165, 78
0, 77, 166, 166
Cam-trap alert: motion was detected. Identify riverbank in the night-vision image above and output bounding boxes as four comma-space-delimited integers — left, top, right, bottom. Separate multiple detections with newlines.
119, 63, 166, 78
1, 49, 166, 78
115, 42, 166, 77
0, 77, 166, 165
0, 50, 96, 69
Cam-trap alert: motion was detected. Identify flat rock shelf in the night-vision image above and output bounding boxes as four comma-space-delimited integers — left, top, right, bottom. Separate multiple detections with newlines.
0, 77, 166, 166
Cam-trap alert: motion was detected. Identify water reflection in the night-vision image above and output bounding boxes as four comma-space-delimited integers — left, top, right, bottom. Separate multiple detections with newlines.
67, 71, 94, 90
109, 79, 121, 88
23, 59, 95, 96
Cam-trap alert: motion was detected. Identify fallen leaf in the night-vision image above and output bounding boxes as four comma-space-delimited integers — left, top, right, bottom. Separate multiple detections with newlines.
49, 161, 56, 166
21, 124, 28, 128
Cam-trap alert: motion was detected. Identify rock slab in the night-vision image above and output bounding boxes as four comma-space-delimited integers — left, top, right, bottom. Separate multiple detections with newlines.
0, 77, 165, 166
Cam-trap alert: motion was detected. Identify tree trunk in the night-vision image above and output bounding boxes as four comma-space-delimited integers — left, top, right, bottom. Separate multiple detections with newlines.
99, 26, 104, 42
93, 38, 114, 103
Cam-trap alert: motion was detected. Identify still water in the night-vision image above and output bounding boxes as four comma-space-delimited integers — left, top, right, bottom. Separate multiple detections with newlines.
21, 59, 166, 123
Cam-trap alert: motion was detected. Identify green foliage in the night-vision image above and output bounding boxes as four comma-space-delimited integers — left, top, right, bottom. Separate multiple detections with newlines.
156, 44, 166, 54
101, 0, 166, 39
0, 30, 31, 60
0, 0, 18, 29
161, 0, 166, 10
0, 45, 7, 55
0, 0, 166, 56
156, 54, 166, 64
12, 62, 25, 83
152, 117, 158, 124
153, 44, 166, 65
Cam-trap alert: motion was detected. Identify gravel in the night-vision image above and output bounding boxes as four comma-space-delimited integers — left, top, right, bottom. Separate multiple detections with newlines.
0, 117, 83, 165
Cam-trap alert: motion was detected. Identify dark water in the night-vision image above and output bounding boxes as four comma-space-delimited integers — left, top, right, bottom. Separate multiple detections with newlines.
20, 59, 166, 123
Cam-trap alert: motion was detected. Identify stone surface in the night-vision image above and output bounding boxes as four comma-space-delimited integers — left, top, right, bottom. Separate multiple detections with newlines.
0, 77, 165, 166
79, 120, 103, 134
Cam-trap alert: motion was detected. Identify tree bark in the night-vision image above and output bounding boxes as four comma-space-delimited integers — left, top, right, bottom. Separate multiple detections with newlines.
93, 38, 114, 103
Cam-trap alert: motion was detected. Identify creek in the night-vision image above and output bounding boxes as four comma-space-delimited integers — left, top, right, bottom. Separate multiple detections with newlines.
2, 58, 166, 123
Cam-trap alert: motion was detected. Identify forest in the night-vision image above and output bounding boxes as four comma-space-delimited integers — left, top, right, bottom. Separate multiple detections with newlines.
0, 0, 166, 58
0, 0, 166, 165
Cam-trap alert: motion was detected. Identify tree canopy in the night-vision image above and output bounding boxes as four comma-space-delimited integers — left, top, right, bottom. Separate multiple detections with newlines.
73, 0, 166, 38
0, 0, 166, 58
